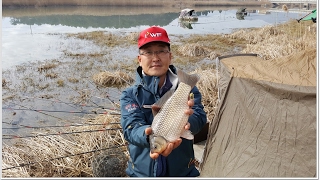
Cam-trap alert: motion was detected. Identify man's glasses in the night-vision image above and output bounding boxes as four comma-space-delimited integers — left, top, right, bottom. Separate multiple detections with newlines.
139, 50, 170, 58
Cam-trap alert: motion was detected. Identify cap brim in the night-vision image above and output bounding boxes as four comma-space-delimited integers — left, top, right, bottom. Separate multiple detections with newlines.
139, 41, 170, 49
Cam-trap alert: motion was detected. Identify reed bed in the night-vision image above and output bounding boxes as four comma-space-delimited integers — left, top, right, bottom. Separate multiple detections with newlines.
125, 32, 140, 43
68, 31, 138, 48
2, 114, 128, 177
226, 20, 317, 60
177, 43, 211, 57
193, 69, 219, 122
93, 71, 134, 87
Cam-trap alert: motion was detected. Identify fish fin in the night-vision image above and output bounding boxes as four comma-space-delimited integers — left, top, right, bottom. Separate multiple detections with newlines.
180, 129, 194, 140
176, 69, 200, 88
151, 108, 158, 117
154, 89, 175, 108
152, 89, 175, 117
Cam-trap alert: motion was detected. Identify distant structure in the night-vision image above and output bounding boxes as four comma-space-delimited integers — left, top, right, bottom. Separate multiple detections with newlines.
269, 0, 316, 9
282, 4, 288, 11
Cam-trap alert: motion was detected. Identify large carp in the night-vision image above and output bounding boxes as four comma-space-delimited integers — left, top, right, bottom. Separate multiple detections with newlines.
148, 69, 200, 154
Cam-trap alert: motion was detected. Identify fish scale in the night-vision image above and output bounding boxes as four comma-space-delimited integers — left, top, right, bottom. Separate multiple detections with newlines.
152, 82, 191, 142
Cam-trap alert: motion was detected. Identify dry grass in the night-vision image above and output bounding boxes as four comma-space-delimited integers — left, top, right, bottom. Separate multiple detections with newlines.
68, 31, 138, 48
178, 43, 211, 57
226, 20, 317, 60
193, 69, 219, 122
93, 71, 134, 87
45, 73, 58, 79
67, 78, 80, 83
2, 78, 7, 87
173, 34, 247, 61
125, 32, 140, 44
56, 79, 64, 87
2, 114, 127, 177
38, 63, 59, 73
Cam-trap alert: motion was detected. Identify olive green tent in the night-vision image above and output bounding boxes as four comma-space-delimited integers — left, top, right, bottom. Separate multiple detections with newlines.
199, 50, 317, 177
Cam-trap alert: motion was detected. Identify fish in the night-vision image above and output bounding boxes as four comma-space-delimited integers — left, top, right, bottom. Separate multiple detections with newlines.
148, 69, 200, 154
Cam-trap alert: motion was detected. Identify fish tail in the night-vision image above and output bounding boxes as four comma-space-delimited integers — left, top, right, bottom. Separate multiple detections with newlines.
177, 69, 199, 88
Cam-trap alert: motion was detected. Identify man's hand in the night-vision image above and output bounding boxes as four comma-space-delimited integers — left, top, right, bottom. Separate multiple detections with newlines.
146, 97, 194, 159
185, 97, 194, 116
146, 122, 190, 159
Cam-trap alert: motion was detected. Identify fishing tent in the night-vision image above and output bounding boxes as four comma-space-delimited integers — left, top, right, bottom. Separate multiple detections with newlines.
199, 50, 317, 177
298, 9, 317, 23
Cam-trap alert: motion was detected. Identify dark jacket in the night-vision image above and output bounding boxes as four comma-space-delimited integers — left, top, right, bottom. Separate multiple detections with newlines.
120, 65, 207, 177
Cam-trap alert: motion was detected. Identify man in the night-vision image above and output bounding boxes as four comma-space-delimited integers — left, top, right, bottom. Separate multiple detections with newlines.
120, 26, 207, 177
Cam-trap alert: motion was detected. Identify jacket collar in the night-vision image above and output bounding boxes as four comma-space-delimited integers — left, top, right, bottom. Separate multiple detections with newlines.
135, 65, 178, 95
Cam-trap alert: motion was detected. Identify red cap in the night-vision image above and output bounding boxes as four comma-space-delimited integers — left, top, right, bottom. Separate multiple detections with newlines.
138, 26, 170, 48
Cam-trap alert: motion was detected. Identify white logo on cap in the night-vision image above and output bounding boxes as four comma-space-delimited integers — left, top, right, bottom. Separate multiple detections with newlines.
145, 32, 162, 38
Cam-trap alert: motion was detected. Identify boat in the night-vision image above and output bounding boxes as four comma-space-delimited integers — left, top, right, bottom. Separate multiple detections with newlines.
236, 7, 248, 16
178, 8, 198, 21
236, 7, 248, 20
178, 21, 193, 29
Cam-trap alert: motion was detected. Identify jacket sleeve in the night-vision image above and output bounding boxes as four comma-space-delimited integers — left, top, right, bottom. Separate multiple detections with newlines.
188, 86, 207, 135
120, 88, 150, 148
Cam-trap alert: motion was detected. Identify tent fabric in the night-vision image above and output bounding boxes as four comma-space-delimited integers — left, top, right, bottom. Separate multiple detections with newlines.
199, 50, 317, 177
301, 9, 316, 21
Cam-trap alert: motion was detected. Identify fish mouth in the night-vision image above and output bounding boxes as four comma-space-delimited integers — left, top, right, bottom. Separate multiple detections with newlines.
149, 135, 167, 154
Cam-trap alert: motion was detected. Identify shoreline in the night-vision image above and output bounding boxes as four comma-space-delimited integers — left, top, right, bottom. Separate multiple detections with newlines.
2, 0, 268, 8
2, 5, 269, 18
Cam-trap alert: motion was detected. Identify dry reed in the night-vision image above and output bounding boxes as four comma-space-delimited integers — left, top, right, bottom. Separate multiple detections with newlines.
2, 114, 127, 177
125, 32, 139, 43
38, 63, 58, 73
225, 20, 317, 60
193, 69, 219, 122
2, 78, 7, 87
178, 43, 211, 57
92, 71, 134, 87
69, 31, 138, 48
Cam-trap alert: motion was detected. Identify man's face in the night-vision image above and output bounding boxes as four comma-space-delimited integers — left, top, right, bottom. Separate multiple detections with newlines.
138, 42, 172, 77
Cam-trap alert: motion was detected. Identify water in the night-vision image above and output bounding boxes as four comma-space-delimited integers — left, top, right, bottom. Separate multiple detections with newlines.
1, 6, 310, 70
